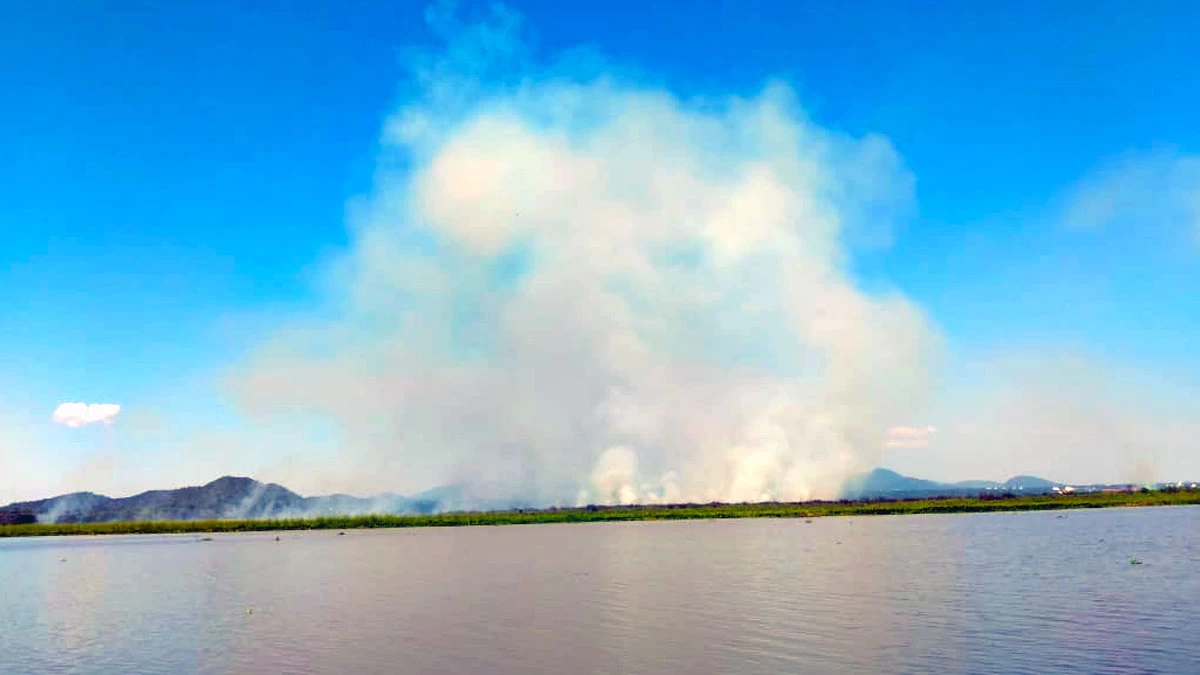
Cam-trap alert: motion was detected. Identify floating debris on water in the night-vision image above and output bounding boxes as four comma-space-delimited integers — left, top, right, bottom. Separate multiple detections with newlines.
804, 519, 812, 524
274, 536, 280, 542
199, 537, 213, 542
58, 557, 67, 563
246, 607, 254, 615
338, 531, 346, 536
1129, 558, 1144, 565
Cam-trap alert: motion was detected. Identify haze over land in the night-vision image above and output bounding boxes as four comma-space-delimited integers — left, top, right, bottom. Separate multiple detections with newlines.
0, 470, 1105, 525
2, 2, 1199, 506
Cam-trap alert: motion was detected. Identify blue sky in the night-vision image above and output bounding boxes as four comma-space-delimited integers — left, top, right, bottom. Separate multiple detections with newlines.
2, 1, 1199, 500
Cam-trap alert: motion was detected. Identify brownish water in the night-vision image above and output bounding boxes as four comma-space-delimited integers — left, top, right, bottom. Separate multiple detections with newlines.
2, 506, 1197, 674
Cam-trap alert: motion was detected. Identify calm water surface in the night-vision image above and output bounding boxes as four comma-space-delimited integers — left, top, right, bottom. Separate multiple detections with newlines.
2, 506, 1197, 674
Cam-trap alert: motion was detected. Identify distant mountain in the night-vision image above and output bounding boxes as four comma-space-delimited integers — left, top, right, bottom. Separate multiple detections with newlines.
840, 469, 1061, 500
0, 491, 111, 525
1, 469, 1072, 525
407, 483, 542, 513
841, 468, 947, 498
1002, 475, 1057, 490
0, 476, 446, 525
953, 480, 1003, 490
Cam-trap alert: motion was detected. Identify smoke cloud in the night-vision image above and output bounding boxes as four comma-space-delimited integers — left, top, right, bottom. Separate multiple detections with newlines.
52, 403, 121, 428
229, 4, 940, 506
894, 352, 1200, 485
1063, 149, 1200, 246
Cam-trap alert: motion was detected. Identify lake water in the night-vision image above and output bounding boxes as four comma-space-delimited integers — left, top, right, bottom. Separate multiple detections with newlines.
2, 506, 1197, 674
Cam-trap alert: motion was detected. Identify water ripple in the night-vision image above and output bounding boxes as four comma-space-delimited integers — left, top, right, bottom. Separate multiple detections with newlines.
1, 507, 1197, 674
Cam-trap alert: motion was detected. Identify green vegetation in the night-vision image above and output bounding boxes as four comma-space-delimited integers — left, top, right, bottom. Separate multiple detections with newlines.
3, 489, 1198, 538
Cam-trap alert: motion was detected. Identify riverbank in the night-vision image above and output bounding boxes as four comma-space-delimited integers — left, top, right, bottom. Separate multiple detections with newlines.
3, 489, 1198, 538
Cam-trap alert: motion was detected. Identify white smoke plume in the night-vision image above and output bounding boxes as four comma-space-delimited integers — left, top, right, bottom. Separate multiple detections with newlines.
52, 403, 121, 428
1062, 149, 1200, 246
230, 3, 940, 506
896, 352, 1200, 485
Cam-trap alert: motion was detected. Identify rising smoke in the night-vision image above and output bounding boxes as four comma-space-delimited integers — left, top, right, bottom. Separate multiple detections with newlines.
912, 352, 1200, 486
229, 3, 941, 506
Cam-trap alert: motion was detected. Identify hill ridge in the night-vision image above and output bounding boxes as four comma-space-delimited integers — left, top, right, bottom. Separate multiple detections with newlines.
1, 469, 1070, 525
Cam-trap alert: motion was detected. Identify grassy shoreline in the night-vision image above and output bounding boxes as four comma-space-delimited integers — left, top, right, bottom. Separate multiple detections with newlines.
3, 490, 1198, 538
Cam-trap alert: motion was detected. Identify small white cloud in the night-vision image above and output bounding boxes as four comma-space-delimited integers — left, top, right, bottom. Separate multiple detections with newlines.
53, 402, 121, 428
885, 425, 936, 448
